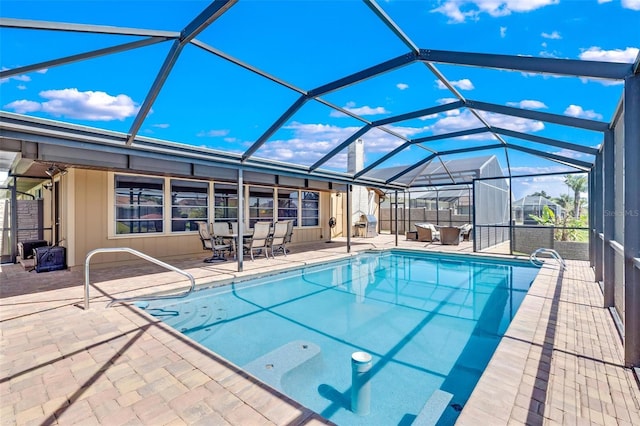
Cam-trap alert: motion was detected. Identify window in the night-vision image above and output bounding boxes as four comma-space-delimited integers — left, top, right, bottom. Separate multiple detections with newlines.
277, 189, 298, 226
249, 186, 273, 227
214, 183, 238, 223
301, 191, 319, 226
171, 180, 208, 232
115, 175, 163, 234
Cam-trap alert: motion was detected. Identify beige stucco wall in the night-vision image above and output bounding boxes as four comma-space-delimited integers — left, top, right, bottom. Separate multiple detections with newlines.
64, 168, 331, 269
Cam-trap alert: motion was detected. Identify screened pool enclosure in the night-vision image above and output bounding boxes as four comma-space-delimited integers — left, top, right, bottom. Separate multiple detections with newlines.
0, 0, 638, 368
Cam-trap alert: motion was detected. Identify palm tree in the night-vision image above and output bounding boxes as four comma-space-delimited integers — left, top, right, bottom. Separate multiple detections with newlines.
564, 174, 587, 218
553, 194, 572, 210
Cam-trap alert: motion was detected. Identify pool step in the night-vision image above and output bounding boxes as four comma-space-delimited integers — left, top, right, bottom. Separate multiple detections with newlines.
413, 389, 454, 426
243, 340, 321, 390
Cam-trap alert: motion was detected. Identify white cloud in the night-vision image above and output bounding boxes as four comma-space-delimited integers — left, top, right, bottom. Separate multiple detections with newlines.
0, 67, 47, 85
251, 109, 544, 168
538, 50, 560, 58
622, 0, 640, 10
5, 88, 139, 121
575, 46, 638, 86
541, 31, 561, 39
506, 100, 548, 109
3, 99, 41, 113
330, 102, 389, 117
500, 26, 507, 38
254, 121, 427, 168
551, 148, 591, 160
512, 166, 571, 175
396, 83, 409, 90
564, 105, 603, 120
418, 113, 441, 121
251, 103, 547, 167
436, 78, 474, 90
437, 97, 459, 105
429, 109, 544, 136
597, 0, 613, 3
0, 67, 31, 85
579, 46, 639, 63
432, 0, 559, 23
416, 98, 463, 120
197, 129, 229, 137
432, 1, 474, 23
152, 123, 170, 129
482, 110, 545, 132
347, 105, 389, 116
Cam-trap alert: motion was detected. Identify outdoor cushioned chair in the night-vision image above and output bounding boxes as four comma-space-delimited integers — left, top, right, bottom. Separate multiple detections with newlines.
439, 226, 462, 245
269, 221, 289, 257
197, 221, 230, 262
415, 223, 440, 242
244, 221, 271, 261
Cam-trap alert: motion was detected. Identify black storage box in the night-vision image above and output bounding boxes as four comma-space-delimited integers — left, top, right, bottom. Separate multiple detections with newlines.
34, 246, 67, 273
18, 240, 49, 259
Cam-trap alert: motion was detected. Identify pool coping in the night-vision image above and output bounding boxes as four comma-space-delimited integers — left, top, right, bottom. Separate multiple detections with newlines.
455, 261, 560, 424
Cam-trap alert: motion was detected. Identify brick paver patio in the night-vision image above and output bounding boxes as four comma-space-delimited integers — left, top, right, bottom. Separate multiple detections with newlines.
1, 236, 639, 425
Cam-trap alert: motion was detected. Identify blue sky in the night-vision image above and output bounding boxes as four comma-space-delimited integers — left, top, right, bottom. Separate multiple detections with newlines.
1, 0, 638, 198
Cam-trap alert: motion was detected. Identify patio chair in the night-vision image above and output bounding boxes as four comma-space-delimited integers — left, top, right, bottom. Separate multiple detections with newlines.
197, 221, 230, 262
244, 221, 271, 261
212, 221, 234, 257
460, 224, 473, 241
282, 220, 294, 253
439, 226, 462, 245
229, 221, 249, 246
416, 223, 440, 242
229, 221, 238, 234
269, 221, 290, 257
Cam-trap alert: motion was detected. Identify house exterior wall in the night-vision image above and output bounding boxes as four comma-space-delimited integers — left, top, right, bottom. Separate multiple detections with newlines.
64, 168, 331, 269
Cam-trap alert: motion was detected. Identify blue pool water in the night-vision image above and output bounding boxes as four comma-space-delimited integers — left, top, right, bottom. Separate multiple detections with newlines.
140, 250, 539, 425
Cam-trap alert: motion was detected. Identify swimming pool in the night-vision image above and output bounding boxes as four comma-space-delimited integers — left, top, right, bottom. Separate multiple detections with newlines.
140, 250, 539, 425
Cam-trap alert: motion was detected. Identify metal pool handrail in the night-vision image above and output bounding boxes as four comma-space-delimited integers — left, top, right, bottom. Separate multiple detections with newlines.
529, 248, 567, 270
84, 247, 196, 309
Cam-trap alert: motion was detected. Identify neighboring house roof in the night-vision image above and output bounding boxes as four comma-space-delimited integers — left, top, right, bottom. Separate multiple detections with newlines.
366, 155, 501, 187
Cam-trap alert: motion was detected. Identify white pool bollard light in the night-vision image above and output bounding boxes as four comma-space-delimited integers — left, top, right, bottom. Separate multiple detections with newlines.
351, 351, 372, 416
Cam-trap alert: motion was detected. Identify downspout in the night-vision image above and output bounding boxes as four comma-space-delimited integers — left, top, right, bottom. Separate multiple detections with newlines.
237, 169, 244, 272
346, 185, 352, 253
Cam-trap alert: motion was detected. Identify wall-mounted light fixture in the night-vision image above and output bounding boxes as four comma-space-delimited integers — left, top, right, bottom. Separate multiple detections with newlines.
45, 164, 67, 177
